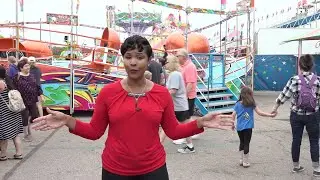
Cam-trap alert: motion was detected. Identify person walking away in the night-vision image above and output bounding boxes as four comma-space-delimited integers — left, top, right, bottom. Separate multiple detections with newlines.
159, 55, 195, 154
161, 45, 168, 86
272, 54, 320, 177
174, 49, 198, 146
0, 66, 24, 160
7, 56, 19, 79
232, 86, 275, 168
158, 57, 168, 86
28, 56, 44, 117
163, 45, 168, 59
14, 59, 42, 142
148, 55, 163, 85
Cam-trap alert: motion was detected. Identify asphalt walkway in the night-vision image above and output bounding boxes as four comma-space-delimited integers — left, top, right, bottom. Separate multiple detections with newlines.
1, 92, 319, 180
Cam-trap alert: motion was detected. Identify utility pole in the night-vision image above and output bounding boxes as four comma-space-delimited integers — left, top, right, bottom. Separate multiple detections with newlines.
130, 0, 135, 36
70, 0, 75, 115
185, 0, 190, 50
15, 0, 20, 59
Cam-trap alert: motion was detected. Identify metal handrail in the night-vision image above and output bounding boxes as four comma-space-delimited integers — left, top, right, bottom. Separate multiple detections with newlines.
197, 75, 207, 88
190, 54, 209, 90
225, 58, 245, 94
225, 65, 247, 87
230, 79, 241, 94
74, 68, 126, 79
190, 54, 207, 72
6, 50, 24, 59
191, 53, 219, 110
229, 57, 250, 87
196, 74, 210, 108
213, 58, 251, 82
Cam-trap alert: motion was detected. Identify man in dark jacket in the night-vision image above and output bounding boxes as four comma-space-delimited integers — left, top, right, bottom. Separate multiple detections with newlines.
158, 57, 167, 86
28, 56, 44, 117
148, 59, 163, 85
28, 57, 42, 85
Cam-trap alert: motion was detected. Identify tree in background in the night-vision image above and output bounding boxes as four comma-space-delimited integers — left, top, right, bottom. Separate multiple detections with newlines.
51, 46, 65, 56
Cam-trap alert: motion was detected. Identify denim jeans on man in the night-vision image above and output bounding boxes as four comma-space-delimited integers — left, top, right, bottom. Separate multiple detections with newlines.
290, 112, 319, 163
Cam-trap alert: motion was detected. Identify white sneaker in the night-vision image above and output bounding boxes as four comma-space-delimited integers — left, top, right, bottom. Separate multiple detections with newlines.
239, 150, 244, 166
243, 153, 250, 168
177, 145, 195, 154
191, 134, 200, 139
172, 139, 186, 145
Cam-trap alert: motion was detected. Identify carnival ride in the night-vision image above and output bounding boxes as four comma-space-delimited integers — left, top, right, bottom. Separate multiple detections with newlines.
165, 31, 210, 53
0, 26, 126, 111
0, 0, 259, 115
115, 12, 161, 34
148, 13, 188, 52
0, 39, 53, 58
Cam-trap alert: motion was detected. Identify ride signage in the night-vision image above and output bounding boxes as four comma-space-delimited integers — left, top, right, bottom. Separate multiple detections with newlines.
46, 13, 78, 26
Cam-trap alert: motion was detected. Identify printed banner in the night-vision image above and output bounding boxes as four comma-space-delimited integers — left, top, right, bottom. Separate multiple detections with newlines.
192, 8, 225, 15
136, 0, 225, 15
221, 0, 226, 10
46, 13, 78, 26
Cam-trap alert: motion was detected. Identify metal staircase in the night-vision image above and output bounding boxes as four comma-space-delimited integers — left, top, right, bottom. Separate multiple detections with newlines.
196, 84, 237, 114
190, 53, 239, 115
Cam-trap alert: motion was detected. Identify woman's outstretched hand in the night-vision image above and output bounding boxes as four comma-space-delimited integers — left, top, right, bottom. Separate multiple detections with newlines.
197, 113, 235, 130
32, 108, 74, 131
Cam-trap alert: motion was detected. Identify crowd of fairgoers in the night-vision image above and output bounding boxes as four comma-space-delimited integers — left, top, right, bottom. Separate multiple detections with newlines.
0, 56, 43, 160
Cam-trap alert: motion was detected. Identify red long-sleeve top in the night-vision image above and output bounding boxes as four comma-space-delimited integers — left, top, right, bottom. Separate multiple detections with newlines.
70, 81, 204, 176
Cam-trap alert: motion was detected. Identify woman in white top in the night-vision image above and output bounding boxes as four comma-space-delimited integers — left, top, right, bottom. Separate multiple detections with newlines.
159, 55, 195, 153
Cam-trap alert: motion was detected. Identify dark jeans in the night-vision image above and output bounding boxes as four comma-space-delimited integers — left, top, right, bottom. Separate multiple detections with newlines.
102, 164, 169, 180
21, 103, 39, 126
175, 111, 190, 122
290, 112, 319, 163
237, 128, 252, 154
187, 98, 195, 117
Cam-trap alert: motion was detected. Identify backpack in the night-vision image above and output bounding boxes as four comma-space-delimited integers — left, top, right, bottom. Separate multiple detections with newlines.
0, 89, 26, 113
296, 75, 317, 112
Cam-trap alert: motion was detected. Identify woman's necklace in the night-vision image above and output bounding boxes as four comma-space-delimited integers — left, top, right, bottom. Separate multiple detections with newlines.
127, 80, 147, 112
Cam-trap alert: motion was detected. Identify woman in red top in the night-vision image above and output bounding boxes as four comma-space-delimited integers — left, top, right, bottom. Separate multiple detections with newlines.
32, 35, 234, 180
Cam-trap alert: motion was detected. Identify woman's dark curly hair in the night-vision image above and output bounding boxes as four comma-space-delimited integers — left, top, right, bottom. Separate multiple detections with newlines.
120, 35, 153, 59
17, 59, 29, 72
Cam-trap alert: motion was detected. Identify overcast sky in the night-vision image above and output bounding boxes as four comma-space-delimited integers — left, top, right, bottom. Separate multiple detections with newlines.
0, 0, 300, 45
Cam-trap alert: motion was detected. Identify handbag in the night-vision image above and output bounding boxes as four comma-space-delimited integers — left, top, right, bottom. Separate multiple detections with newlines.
0, 89, 26, 112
